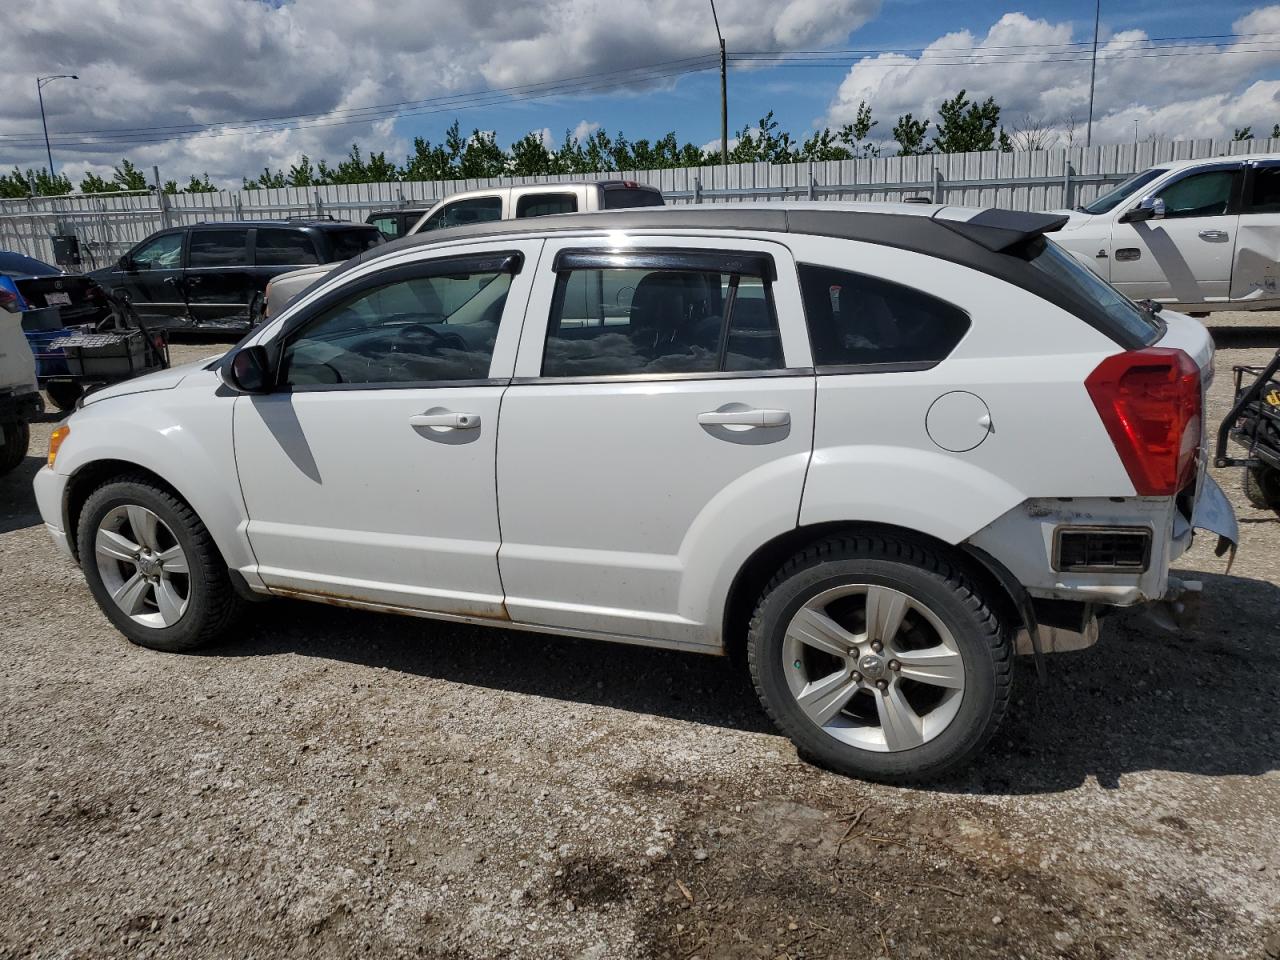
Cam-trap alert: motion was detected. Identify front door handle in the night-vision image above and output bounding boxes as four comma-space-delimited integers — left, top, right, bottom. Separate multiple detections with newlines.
697, 408, 790, 428
409, 411, 481, 430
1198, 229, 1230, 242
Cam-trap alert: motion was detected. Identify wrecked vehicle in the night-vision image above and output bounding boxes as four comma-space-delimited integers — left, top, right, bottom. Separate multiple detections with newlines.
1053, 154, 1280, 313
33, 202, 1236, 782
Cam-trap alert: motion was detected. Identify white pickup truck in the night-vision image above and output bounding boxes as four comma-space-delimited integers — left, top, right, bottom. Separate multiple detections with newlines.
1054, 153, 1280, 313
263, 180, 663, 319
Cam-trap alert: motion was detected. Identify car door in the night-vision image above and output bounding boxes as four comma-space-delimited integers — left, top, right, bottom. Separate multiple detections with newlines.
109, 229, 188, 327
495, 237, 816, 647
185, 226, 255, 328
1230, 159, 1280, 303
232, 241, 541, 616
1109, 163, 1243, 304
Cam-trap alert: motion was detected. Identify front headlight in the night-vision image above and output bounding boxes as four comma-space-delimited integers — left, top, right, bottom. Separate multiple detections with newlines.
48, 424, 69, 467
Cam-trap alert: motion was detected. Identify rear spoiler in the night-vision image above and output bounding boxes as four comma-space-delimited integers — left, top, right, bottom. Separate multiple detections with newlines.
933, 209, 1070, 253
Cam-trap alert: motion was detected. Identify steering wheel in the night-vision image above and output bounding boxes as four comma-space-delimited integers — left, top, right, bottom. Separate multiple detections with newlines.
397, 322, 466, 353
397, 322, 447, 343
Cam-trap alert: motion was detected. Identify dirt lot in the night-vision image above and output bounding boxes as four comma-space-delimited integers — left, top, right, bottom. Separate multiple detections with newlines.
2, 324, 1278, 960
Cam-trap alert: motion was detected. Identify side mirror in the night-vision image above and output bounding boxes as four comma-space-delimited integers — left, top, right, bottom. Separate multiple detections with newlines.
221, 345, 273, 394
118, 254, 136, 271
1120, 197, 1165, 224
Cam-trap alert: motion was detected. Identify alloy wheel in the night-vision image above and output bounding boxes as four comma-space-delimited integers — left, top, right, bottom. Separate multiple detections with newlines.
93, 505, 191, 628
781, 584, 966, 752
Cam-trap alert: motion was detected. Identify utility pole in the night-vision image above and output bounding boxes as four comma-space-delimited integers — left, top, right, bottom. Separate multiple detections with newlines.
1085, 0, 1100, 148
36, 74, 79, 181
710, 0, 727, 166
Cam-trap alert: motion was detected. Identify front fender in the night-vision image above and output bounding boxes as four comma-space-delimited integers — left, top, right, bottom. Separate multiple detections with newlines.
799, 445, 1026, 546
53, 380, 257, 577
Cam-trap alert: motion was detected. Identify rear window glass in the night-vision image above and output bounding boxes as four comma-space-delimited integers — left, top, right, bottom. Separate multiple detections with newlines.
1026, 239, 1162, 345
798, 265, 970, 369
516, 193, 578, 218
602, 188, 664, 210
187, 229, 250, 268
255, 229, 320, 266
0, 252, 60, 277
325, 228, 384, 262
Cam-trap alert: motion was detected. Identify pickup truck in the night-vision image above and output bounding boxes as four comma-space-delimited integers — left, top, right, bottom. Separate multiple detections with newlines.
1054, 153, 1280, 313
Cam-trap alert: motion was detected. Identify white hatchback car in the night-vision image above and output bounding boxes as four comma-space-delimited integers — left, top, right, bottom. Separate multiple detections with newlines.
34, 203, 1238, 782
1054, 153, 1280, 312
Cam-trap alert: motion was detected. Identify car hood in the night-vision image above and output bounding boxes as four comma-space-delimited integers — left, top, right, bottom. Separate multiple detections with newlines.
1049, 209, 1104, 232
81, 354, 224, 405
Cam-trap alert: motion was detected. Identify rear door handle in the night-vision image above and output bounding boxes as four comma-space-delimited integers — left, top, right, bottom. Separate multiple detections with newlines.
697, 408, 790, 427
409, 411, 481, 430
1198, 229, 1230, 242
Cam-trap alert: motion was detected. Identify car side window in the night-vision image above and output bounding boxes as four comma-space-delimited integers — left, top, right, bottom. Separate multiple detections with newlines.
369, 216, 399, 238
1155, 170, 1236, 219
543, 262, 784, 377
255, 229, 320, 267
130, 233, 183, 270
516, 193, 577, 218
420, 196, 504, 231
279, 265, 513, 387
1243, 166, 1280, 214
188, 229, 250, 268
798, 264, 970, 370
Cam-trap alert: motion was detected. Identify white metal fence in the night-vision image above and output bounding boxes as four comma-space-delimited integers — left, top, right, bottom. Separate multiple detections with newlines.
3, 135, 1278, 269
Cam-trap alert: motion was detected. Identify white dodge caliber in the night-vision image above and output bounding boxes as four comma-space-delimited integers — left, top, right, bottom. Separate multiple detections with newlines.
33, 203, 1238, 782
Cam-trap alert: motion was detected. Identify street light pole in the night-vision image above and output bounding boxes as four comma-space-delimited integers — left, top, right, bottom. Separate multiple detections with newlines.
710, 0, 727, 166
36, 74, 79, 181
1085, 0, 1100, 148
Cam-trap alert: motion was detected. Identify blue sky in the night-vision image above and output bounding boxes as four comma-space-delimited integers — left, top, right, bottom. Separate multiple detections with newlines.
4, 0, 1280, 184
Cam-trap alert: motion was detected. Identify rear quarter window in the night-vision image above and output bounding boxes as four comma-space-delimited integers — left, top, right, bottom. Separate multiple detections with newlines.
601, 188, 664, 210
324, 228, 384, 262
797, 264, 970, 370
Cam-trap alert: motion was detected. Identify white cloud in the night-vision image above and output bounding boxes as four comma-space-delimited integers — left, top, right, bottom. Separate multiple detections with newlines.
826, 7, 1280, 146
0, 0, 879, 187
572, 120, 601, 143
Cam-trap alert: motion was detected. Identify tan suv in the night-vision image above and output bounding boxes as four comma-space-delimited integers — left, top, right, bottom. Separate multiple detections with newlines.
263, 181, 663, 318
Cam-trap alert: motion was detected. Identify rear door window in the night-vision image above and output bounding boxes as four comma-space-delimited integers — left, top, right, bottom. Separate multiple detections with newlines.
187, 229, 250, 268
1243, 164, 1280, 214
516, 193, 578, 218
543, 256, 783, 377
255, 229, 320, 266
798, 264, 970, 370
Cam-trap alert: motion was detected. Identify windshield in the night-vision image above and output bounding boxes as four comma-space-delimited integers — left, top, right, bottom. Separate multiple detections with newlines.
1082, 168, 1167, 215
1028, 239, 1162, 346
0, 252, 60, 277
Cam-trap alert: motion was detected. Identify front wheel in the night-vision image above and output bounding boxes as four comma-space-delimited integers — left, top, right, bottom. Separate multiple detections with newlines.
748, 535, 1012, 783
77, 477, 244, 652
45, 381, 84, 412
1242, 464, 1280, 514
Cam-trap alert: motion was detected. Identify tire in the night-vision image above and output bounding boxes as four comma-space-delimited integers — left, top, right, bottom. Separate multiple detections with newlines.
77, 476, 245, 652
1242, 465, 1280, 513
747, 534, 1012, 784
45, 381, 84, 412
0, 421, 30, 476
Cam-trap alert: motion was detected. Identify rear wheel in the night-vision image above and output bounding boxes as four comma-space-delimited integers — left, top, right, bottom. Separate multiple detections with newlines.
748, 535, 1012, 783
78, 477, 244, 652
1242, 465, 1280, 513
0, 421, 30, 476
45, 381, 83, 412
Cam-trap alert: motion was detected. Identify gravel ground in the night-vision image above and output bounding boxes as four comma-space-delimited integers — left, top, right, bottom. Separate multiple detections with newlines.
2, 324, 1278, 960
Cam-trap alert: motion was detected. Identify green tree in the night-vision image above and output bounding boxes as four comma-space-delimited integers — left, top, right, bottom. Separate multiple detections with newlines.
185, 173, 217, 193
403, 135, 459, 181
459, 129, 508, 178
931, 90, 1003, 153
287, 155, 319, 186
1272, 123, 1280, 139
1234, 126, 1254, 141
729, 112, 795, 164
79, 171, 115, 193
892, 113, 931, 156
510, 131, 555, 176
112, 159, 149, 192
836, 101, 879, 159
0, 166, 72, 197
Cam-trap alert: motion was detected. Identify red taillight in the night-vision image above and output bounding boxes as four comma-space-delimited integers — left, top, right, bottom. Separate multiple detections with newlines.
1085, 347, 1201, 496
